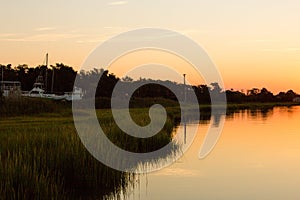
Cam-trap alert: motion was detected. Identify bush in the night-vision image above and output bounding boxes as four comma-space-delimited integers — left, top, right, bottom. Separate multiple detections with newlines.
0, 97, 71, 117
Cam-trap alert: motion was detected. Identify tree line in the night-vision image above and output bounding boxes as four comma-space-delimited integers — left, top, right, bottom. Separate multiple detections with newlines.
0, 64, 299, 103
0, 64, 76, 93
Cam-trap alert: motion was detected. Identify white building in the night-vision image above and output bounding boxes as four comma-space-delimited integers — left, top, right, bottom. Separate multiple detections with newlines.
0, 81, 22, 97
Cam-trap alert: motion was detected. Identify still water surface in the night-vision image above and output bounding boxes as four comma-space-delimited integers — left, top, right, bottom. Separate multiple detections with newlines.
115, 106, 300, 200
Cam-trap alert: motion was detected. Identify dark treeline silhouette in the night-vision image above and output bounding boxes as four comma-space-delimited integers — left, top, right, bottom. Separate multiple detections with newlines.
1, 64, 299, 103
0, 63, 76, 93
226, 87, 299, 103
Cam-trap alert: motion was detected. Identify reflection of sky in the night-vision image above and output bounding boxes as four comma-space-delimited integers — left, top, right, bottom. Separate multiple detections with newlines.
123, 106, 300, 200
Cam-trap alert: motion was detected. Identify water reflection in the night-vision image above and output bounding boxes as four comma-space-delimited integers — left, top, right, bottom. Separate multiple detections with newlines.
113, 105, 300, 200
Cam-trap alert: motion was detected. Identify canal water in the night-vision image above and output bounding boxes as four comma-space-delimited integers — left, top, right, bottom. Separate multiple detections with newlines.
114, 106, 300, 200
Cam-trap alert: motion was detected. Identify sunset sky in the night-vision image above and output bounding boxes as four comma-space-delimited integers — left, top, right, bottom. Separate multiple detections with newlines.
1, 0, 300, 93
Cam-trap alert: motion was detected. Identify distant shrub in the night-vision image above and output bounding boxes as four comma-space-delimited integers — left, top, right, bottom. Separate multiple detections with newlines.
95, 97, 179, 109
0, 97, 70, 117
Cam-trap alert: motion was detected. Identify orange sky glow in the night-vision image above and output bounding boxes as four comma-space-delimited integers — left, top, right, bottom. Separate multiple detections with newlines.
0, 1, 299, 94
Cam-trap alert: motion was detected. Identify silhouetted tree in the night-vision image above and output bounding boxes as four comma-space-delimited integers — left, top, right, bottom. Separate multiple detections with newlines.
193, 85, 210, 104
257, 88, 274, 102
226, 90, 246, 103
1, 63, 299, 104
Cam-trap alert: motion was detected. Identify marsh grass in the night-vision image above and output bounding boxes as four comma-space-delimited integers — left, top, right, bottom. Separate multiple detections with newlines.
0, 115, 137, 199
96, 108, 179, 153
0, 97, 71, 117
0, 106, 180, 199
2, 97, 295, 199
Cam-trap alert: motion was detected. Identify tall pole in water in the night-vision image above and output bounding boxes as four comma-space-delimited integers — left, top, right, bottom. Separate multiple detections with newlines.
45, 53, 48, 91
183, 74, 187, 144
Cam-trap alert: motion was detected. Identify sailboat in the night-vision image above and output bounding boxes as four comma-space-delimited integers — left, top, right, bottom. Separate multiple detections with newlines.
22, 54, 83, 101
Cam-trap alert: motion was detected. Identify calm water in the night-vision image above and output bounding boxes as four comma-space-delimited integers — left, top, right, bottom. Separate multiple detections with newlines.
115, 106, 300, 200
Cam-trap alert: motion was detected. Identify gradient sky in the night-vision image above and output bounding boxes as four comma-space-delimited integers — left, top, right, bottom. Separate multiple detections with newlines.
1, 0, 300, 93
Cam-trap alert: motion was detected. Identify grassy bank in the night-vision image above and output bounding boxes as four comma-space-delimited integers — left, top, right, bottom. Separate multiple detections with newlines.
0, 97, 71, 117
0, 106, 180, 199
1, 97, 299, 199
226, 102, 300, 110
1, 96, 298, 117
0, 114, 125, 199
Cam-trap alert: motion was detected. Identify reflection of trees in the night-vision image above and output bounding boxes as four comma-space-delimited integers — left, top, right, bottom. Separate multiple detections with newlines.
260, 107, 274, 120
212, 112, 223, 127
248, 108, 273, 120
181, 107, 225, 127
231, 107, 274, 121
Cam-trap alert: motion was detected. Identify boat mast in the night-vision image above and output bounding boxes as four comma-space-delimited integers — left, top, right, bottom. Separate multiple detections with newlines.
1, 65, 3, 82
1, 65, 3, 93
45, 53, 48, 92
51, 65, 55, 93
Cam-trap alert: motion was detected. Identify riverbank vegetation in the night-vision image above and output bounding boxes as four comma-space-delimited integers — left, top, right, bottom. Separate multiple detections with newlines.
1, 63, 300, 199
0, 106, 180, 199
1, 96, 299, 199
1, 96, 299, 118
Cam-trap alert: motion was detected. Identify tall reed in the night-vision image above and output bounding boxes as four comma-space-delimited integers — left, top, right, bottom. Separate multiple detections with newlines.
0, 107, 180, 199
